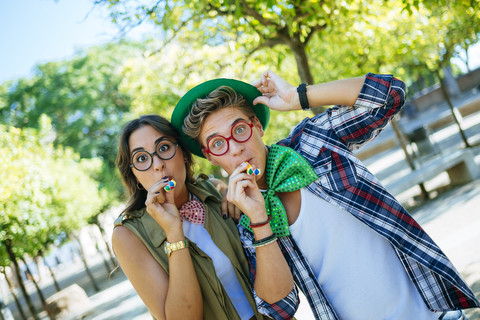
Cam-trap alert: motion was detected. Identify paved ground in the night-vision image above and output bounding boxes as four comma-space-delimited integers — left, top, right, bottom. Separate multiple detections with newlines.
4, 91, 480, 320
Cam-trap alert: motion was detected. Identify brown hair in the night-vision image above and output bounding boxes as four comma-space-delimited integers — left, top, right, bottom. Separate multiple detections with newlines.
116, 114, 194, 214
183, 86, 256, 146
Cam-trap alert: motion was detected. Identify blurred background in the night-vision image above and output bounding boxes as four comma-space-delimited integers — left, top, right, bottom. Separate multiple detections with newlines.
1, 0, 479, 319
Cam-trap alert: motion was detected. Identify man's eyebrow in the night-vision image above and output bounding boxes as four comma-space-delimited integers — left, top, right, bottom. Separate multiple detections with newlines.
131, 136, 169, 154
205, 118, 247, 143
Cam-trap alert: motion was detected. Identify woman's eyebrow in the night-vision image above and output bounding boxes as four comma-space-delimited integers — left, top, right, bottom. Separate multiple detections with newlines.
130, 146, 145, 154
131, 136, 169, 154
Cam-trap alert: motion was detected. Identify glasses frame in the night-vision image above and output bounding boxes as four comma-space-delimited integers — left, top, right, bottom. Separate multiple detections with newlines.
203, 119, 254, 156
129, 138, 179, 171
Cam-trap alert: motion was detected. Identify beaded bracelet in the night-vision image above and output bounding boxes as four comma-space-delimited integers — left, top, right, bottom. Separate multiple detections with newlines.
252, 234, 277, 247
249, 215, 272, 228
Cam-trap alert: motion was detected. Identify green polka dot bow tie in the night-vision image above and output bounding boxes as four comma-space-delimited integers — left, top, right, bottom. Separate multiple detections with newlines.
240, 144, 318, 237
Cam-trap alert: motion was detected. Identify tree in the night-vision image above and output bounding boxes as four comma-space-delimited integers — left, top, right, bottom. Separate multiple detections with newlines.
97, 0, 349, 84
390, 2, 480, 147
0, 41, 143, 202
0, 117, 103, 318
98, 0, 479, 91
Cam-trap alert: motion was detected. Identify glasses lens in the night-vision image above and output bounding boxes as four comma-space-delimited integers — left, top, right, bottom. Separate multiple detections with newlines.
132, 151, 152, 171
156, 140, 177, 160
232, 121, 252, 142
208, 136, 228, 156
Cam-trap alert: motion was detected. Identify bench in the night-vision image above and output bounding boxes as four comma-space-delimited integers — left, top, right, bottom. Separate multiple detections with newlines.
354, 97, 480, 161
46, 284, 92, 320
384, 148, 480, 196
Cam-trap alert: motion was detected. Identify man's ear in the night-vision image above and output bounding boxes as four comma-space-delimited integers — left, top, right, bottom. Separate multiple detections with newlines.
253, 116, 265, 137
202, 150, 219, 166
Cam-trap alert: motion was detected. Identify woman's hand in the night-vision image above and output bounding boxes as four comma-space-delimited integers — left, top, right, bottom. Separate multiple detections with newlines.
145, 179, 183, 237
227, 162, 268, 223
210, 178, 242, 221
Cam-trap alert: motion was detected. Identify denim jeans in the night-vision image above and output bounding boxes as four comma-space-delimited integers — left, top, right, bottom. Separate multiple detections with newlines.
439, 310, 468, 320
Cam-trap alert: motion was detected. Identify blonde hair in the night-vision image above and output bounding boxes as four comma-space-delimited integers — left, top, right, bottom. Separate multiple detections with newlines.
183, 86, 256, 146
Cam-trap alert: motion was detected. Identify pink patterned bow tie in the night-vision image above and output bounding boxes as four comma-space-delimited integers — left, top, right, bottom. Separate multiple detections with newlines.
179, 197, 206, 225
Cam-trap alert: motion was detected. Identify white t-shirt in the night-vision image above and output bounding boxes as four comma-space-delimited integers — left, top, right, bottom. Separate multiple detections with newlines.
183, 220, 254, 320
289, 188, 438, 320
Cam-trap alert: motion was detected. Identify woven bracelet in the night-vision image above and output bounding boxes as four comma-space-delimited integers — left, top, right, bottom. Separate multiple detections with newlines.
252, 234, 277, 247
250, 215, 272, 228
253, 237, 278, 248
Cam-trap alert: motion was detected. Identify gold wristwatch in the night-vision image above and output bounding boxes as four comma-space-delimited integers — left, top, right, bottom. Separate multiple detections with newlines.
164, 239, 188, 257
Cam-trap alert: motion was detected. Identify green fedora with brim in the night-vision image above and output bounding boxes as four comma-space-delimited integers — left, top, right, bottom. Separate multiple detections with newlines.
171, 78, 270, 158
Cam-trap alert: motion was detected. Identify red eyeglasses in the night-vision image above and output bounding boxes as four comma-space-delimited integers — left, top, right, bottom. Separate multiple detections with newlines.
203, 120, 254, 156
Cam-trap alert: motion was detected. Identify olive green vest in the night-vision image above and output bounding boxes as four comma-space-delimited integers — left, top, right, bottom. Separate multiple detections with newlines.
114, 178, 268, 320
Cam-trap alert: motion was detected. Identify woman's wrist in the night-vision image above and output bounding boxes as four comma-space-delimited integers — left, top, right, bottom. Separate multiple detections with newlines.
165, 226, 185, 243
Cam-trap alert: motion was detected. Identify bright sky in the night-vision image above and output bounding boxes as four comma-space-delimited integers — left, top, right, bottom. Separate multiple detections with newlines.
0, 0, 153, 83
0, 0, 479, 84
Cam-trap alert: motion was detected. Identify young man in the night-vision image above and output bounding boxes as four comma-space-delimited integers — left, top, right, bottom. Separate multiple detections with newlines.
171, 70, 479, 319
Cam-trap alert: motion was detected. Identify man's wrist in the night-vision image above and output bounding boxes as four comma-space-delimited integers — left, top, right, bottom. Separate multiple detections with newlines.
297, 83, 311, 111
247, 209, 269, 225
250, 215, 272, 228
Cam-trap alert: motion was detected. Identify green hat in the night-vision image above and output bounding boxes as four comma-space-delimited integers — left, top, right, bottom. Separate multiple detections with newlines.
171, 78, 270, 158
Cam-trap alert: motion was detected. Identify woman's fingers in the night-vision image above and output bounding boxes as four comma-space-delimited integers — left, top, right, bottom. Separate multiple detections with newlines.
233, 206, 242, 221
227, 200, 239, 220
221, 191, 243, 221
145, 178, 176, 211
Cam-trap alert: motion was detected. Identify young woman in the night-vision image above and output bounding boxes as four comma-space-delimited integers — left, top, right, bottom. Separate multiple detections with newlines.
112, 115, 298, 320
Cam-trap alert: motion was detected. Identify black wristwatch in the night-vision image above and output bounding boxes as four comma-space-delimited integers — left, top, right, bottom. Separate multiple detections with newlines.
297, 83, 310, 111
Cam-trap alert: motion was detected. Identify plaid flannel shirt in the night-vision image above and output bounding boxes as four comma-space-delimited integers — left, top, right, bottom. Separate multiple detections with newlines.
238, 224, 300, 319
241, 73, 479, 320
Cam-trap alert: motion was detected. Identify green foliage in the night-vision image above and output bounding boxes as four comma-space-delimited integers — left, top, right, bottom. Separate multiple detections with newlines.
301, 0, 480, 91
0, 119, 103, 266
0, 41, 146, 202
98, 0, 480, 91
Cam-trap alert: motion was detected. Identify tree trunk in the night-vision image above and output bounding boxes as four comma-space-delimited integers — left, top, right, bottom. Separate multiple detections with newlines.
20, 257, 47, 308
442, 65, 461, 98
464, 47, 471, 72
96, 242, 113, 274
390, 119, 430, 200
290, 41, 314, 85
4, 240, 39, 320
94, 222, 118, 269
288, 39, 328, 115
70, 234, 100, 292
1, 267, 27, 320
39, 251, 61, 292
435, 69, 471, 148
